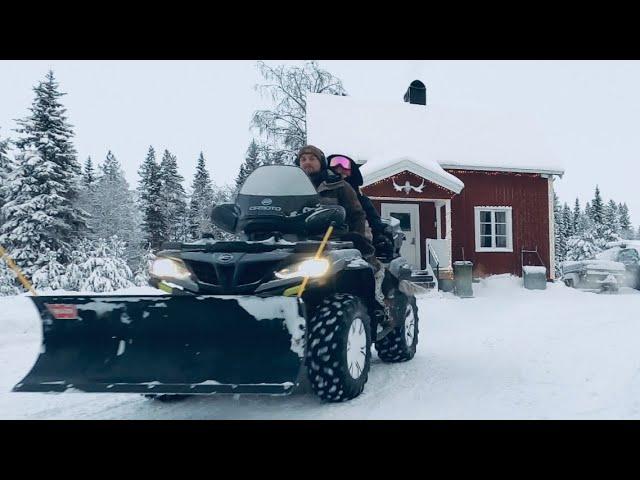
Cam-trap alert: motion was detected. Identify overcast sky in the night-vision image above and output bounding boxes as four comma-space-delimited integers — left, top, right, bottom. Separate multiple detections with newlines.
1, 60, 639, 225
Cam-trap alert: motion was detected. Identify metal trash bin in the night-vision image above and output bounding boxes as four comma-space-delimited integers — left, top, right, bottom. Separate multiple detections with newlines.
522, 266, 547, 290
453, 261, 473, 298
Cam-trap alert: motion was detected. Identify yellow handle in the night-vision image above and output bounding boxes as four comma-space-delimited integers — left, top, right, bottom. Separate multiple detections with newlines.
0, 244, 37, 296
297, 225, 334, 298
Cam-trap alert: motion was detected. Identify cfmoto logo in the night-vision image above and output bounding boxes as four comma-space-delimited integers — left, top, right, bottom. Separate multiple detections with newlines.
261, 198, 273, 206
217, 253, 234, 263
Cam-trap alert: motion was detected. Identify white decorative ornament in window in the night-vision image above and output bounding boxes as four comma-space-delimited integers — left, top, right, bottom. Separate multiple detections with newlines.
392, 178, 425, 195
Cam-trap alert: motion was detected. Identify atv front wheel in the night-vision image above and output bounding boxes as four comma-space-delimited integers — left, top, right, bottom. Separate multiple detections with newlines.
375, 292, 419, 363
306, 293, 372, 402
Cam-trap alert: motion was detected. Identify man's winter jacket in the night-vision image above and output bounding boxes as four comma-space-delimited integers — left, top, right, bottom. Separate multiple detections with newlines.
308, 169, 367, 237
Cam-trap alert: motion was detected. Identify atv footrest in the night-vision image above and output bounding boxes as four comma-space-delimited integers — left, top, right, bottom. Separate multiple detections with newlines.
410, 273, 433, 283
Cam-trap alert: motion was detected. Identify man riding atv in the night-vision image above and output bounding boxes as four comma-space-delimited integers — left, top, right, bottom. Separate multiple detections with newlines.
295, 145, 367, 237
295, 145, 389, 323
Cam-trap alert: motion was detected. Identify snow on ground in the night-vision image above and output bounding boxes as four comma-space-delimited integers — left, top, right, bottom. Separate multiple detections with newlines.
1, 277, 640, 419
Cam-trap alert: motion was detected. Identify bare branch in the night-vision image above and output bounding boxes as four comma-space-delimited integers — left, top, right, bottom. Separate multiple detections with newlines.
251, 61, 347, 153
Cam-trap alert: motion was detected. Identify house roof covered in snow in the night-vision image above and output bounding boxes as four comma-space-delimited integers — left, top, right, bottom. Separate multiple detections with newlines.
306, 93, 565, 189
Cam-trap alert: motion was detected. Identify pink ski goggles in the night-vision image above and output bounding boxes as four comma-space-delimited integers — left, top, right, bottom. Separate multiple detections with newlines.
329, 156, 352, 170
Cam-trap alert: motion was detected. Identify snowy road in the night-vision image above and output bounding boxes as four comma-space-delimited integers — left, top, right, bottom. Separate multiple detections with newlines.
2, 276, 640, 419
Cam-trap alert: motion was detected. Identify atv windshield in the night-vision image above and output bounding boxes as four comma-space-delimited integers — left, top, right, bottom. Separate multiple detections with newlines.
236, 165, 321, 237
240, 165, 317, 197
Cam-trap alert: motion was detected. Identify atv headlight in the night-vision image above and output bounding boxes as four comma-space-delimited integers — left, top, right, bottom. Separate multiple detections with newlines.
150, 258, 192, 280
275, 258, 330, 280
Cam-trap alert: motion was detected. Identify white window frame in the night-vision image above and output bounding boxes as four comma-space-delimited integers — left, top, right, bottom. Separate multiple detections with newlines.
474, 206, 513, 253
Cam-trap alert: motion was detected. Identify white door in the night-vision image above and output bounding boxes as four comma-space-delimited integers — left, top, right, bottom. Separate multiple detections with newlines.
381, 203, 421, 268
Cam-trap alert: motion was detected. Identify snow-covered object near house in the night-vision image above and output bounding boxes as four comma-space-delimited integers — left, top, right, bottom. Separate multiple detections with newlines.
522, 265, 547, 290
560, 258, 627, 292
593, 243, 640, 290
600, 241, 640, 258
522, 266, 547, 274
13, 166, 424, 404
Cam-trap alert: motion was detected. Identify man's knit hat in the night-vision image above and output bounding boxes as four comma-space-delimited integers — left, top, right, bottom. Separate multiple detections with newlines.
295, 145, 327, 170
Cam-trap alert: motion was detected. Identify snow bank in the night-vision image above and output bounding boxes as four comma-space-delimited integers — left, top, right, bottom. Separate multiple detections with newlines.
522, 266, 547, 274
0, 295, 41, 338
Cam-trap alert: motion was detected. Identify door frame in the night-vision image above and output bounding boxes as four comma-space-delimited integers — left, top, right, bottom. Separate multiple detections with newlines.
381, 202, 421, 268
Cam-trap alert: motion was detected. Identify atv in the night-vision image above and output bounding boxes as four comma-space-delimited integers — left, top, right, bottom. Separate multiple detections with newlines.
14, 165, 427, 403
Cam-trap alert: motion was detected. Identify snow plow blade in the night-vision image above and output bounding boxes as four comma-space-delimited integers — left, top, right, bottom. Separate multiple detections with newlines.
13, 295, 306, 395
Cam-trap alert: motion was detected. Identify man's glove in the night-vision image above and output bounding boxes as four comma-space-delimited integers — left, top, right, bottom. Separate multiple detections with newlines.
373, 232, 395, 260
381, 224, 395, 237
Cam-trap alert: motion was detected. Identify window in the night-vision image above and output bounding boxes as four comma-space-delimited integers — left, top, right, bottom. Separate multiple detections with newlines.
474, 207, 513, 252
390, 212, 411, 231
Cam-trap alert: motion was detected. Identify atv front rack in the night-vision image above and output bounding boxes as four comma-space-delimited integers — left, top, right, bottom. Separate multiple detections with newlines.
160, 239, 355, 254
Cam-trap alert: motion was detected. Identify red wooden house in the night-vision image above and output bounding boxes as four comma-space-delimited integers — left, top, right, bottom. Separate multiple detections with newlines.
306, 83, 564, 284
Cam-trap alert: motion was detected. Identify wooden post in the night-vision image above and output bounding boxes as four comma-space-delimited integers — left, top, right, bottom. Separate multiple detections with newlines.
0, 244, 37, 296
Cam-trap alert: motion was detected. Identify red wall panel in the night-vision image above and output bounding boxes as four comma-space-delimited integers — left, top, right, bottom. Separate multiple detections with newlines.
446, 170, 551, 278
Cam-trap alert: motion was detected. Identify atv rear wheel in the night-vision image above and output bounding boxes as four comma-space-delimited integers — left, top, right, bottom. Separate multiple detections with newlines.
306, 293, 372, 402
375, 292, 419, 363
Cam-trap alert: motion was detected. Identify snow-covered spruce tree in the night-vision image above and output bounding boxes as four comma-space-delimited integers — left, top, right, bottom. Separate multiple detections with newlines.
159, 150, 188, 243
235, 139, 261, 192
137, 146, 166, 250
78, 236, 134, 293
83, 156, 96, 187
0, 150, 65, 277
618, 203, 633, 239
604, 199, 620, 236
565, 230, 601, 262
573, 198, 581, 235
553, 193, 567, 275
562, 203, 574, 238
0, 258, 20, 296
588, 189, 619, 246
0, 131, 12, 227
62, 238, 91, 291
86, 151, 143, 263
100, 150, 120, 178
132, 245, 155, 287
252, 61, 347, 164
188, 152, 215, 240
585, 201, 592, 222
579, 201, 594, 235
2, 71, 89, 274
32, 249, 67, 291
590, 186, 605, 231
